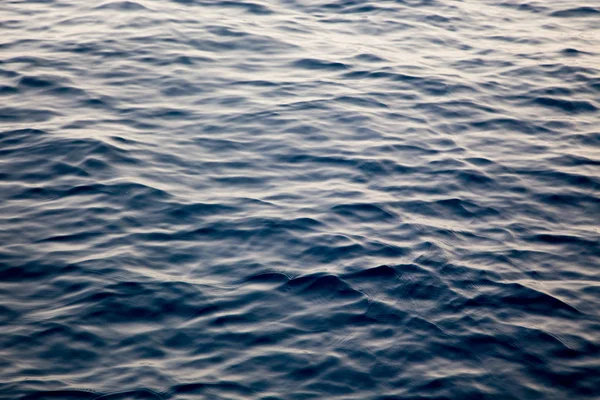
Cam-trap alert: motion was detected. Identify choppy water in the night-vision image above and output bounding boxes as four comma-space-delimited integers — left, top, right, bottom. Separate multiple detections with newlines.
1, 0, 600, 399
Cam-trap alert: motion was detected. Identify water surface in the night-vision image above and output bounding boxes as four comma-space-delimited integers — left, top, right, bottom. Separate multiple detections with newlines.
1, 0, 600, 399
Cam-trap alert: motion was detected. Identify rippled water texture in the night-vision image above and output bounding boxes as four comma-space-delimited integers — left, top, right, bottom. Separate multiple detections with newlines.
1, 0, 600, 398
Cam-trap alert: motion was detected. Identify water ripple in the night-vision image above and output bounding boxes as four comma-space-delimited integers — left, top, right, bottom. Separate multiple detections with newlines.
1, 0, 599, 399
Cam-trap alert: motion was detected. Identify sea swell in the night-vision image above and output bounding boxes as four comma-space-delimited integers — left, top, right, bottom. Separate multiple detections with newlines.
1, 0, 599, 399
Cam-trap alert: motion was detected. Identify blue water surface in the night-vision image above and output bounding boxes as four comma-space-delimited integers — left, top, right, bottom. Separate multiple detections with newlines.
1, 0, 600, 399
